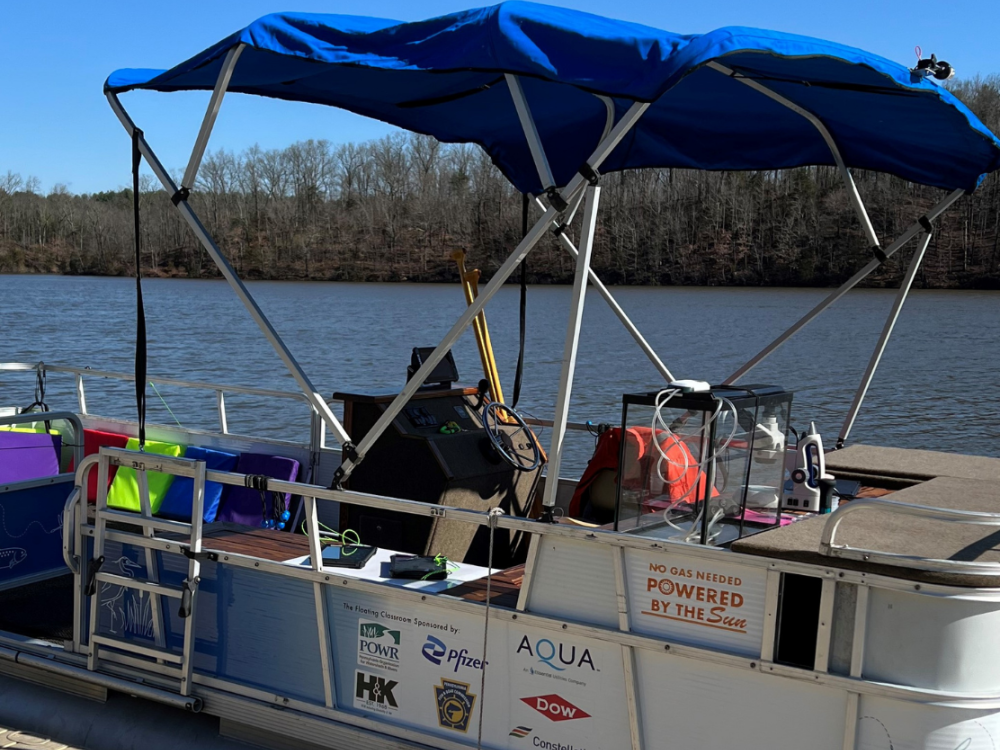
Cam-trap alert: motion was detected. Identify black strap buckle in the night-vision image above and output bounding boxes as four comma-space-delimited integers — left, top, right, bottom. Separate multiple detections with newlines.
181, 548, 218, 563
171, 187, 191, 206
85, 555, 105, 597
545, 186, 568, 212
578, 162, 600, 187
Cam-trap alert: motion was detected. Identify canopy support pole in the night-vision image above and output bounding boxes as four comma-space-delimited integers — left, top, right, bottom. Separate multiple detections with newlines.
106, 91, 352, 447
512, 79, 672, 380
707, 61, 879, 250
334, 101, 650, 485
723, 188, 963, 384
180, 44, 245, 194
837, 231, 933, 447
506, 75, 556, 190
542, 185, 601, 509
533, 196, 675, 383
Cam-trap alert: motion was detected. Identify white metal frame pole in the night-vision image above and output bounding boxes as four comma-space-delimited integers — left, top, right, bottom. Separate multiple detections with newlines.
106, 90, 352, 446
510, 75, 673, 384
506, 75, 556, 191
336, 101, 651, 482
723, 188, 963, 384
708, 61, 880, 250
707, 60, 963, 386
542, 185, 601, 509
533, 196, 675, 382
837, 231, 933, 447
180, 44, 244, 195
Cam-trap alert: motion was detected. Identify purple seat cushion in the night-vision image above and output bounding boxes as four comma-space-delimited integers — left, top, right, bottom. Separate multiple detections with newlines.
0, 432, 61, 484
216, 453, 300, 527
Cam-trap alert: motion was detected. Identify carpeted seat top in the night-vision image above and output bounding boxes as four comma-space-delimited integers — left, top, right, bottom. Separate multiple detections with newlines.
825, 444, 1000, 484
731, 476, 1000, 587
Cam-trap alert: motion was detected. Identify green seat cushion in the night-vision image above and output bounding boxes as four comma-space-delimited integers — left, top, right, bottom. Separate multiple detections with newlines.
107, 438, 184, 513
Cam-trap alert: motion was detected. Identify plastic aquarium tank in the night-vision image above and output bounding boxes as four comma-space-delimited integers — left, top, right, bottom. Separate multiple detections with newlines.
614, 385, 792, 546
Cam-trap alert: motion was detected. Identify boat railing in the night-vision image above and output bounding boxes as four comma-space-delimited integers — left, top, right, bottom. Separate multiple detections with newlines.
1, 362, 599, 448
1, 361, 316, 439
819, 497, 1000, 574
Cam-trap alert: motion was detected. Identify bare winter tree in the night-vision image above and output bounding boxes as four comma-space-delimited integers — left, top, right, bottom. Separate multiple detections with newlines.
2, 76, 1000, 289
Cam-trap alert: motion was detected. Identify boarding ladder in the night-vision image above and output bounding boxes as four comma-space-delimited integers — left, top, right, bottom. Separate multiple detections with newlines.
84, 447, 208, 696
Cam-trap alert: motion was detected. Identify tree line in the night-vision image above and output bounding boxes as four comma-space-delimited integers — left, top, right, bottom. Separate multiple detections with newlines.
2, 76, 1000, 288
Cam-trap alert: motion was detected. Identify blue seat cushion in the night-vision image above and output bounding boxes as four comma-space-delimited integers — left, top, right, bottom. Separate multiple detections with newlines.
158, 446, 239, 522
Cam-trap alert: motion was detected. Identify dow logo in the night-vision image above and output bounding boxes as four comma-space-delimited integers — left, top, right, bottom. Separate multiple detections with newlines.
354, 670, 399, 716
358, 620, 401, 672
520, 694, 591, 722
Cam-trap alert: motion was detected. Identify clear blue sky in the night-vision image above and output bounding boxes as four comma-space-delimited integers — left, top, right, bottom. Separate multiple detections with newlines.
2, 0, 998, 195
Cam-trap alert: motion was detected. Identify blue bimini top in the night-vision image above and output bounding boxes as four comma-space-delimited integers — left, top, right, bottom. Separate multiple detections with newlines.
106, 2, 1000, 195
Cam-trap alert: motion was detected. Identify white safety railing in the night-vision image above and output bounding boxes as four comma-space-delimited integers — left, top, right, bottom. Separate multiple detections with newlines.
0, 362, 314, 437
819, 497, 1000, 574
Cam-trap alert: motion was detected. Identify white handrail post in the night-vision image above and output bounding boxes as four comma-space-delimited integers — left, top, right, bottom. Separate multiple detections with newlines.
216, 390, 229, 434
75, 373, 87, 414
837, 231, 933, 447
543, 185, 601, 509
533, 196, 675, 383
106, 92, 352, 447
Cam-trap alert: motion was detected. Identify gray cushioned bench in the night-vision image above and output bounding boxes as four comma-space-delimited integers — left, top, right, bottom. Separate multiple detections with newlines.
825, 444, 1000, 485
731, 476, 1000, 587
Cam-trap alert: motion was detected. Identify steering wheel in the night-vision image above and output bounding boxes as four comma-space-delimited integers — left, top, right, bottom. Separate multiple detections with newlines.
482, 401, 542, 472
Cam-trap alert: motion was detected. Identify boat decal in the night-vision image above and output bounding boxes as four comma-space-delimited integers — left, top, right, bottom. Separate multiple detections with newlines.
642, 562, 748, 633
0, 547, 27, 570
0, 506, 62, 539
434, 677, 476, 733
354, 670, 399, 716
99, 556, 152, 637
515, 635, 597, 674
520, 695, 590, 722
358, 619, 402, 672
421, 634, 487, 672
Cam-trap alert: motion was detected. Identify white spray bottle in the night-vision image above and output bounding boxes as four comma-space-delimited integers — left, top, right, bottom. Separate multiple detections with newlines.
786, 423, 835, 512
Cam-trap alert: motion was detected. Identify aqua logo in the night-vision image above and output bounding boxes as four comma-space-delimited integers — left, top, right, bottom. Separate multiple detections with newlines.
515, 636, 596, 672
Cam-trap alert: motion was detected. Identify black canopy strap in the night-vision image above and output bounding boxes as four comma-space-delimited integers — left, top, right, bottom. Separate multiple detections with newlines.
511, 193, 529, 408
131, 128, 148, 450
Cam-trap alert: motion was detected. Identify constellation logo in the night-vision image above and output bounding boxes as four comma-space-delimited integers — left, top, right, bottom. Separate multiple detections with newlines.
354, 670, 399, 716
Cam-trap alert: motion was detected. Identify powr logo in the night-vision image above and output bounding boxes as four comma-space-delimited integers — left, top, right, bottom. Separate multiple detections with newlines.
358, 619, 402, 672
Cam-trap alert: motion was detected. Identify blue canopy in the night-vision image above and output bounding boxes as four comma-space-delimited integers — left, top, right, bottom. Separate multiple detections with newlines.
107, 2, 1000, 194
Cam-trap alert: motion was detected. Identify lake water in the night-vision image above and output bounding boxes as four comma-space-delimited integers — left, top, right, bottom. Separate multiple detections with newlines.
2, 275, 998, 476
